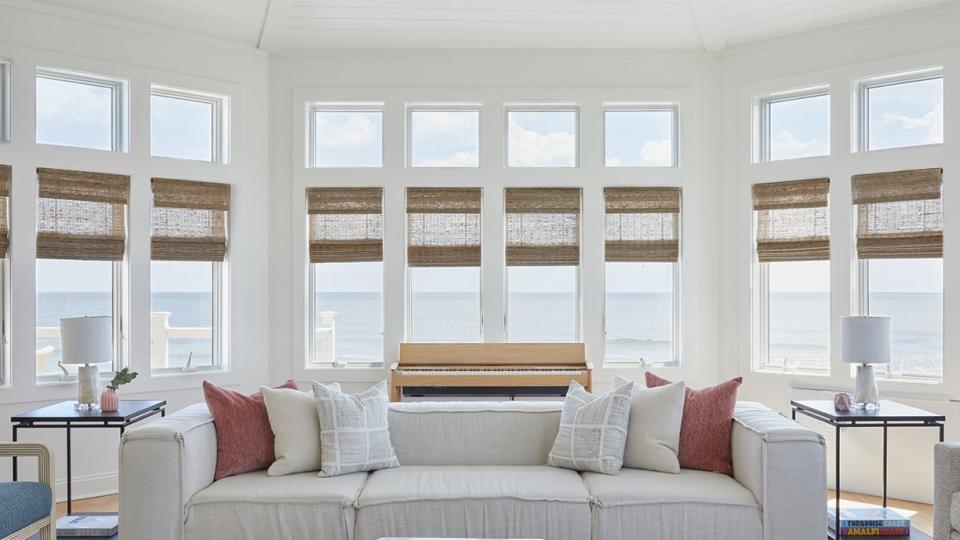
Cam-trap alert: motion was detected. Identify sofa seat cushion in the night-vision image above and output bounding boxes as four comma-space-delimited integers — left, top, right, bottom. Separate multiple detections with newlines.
0, 482, 51, 536
583, 468, 763, 540
184, 470, 366, 540
952, 492, 960, 532
355, 465, 592, 540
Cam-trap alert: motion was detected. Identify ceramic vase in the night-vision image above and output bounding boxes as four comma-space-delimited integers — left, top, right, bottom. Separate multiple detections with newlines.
100, 388, 119, 412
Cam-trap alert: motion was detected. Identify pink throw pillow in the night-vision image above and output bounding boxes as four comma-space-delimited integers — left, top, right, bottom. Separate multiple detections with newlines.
645, 372, 742, 475
203, 380, 298, 480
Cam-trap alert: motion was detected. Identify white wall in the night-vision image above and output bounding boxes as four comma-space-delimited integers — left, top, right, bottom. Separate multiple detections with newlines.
0, 3, 270, 500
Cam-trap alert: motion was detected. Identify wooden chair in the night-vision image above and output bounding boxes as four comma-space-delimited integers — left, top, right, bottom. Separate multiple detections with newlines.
0, 443, 55, 540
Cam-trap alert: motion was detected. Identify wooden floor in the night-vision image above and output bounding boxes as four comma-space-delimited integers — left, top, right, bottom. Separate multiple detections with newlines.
60, 491, 934, 536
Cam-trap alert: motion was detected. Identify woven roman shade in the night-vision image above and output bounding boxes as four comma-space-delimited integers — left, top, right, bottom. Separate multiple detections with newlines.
853, 168, 942, 259
307, 187, 383, 263
37, 168, 129, 261
0, 165, 9, 258
407, 187, 481, 267
152, 178, 230, 261
604, 187, 681, 262
752, 178, 830, 262
505, 188, 580, 266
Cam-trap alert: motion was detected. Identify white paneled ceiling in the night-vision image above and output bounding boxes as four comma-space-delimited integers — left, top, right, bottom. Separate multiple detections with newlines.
22, 0, 960, 51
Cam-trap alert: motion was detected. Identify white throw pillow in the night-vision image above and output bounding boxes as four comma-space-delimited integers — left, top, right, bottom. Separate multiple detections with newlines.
613, 375, 685, 473
313, 380, 400, 477
261, 383, 340, 476
547, 380, 633, 475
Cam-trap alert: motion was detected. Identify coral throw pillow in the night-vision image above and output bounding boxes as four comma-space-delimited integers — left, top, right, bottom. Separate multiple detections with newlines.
644, 372, 742, 475
203, 379, 298, 480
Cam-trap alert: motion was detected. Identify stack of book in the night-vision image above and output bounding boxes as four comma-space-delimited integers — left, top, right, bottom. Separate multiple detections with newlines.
828, 507, 911, 537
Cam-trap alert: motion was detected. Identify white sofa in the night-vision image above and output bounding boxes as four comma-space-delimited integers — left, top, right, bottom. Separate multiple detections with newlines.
119, 400, 826, 540
935, 442, 960, 540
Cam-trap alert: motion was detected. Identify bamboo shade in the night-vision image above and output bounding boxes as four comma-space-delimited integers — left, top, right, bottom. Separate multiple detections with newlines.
152, 178, 230, 261
307, 187, 383, 263
407, 187, 481, 267
752, 178, 830, 262
604, 187, 681, 262
36, 168, 129, 261
0, 165, 8, 258
853, 168, 942, 259
505, 188, 580, 266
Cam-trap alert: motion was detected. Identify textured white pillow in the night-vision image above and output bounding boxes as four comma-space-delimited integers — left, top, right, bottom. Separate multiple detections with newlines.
547, 380, 633, 475
313, 380, 400, 477
613, 375, 685, 473
261, 383, 340, 476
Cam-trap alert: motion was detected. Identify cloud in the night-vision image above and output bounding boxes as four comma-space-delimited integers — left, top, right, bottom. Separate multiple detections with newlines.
411, 111, 480, 166
416, 151, 479, 167
640, 139, 672, 166
508, 117, 576, 167
36, 78, 111, 127
605, 156, 622, 167
881, 103, 942, 144
314, 113, 378, 149
770, 129, 828, 159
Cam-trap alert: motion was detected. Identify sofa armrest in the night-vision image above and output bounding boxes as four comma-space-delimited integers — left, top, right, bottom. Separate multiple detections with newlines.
732, 403, 826, 540
119, 403, 217, 540
935, 442, 960, 540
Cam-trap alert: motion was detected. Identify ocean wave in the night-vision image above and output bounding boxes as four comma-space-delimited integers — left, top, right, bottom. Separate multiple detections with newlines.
606, 337, 671, 345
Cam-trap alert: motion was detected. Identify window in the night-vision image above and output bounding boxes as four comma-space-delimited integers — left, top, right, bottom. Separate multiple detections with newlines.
36, 68, 126, 151
603, 187, 681, 365
0, 60, 9, 142
753, 178, 831, 372
758, 88, 829, 162
151, 86, 226, 162
506, 106, 578, 167
310, 104, 383, 167
408, 107, 480, 167
150, 178, 229, 373
860, 69, 943, 151
406, 188, 482, 342
604, 106, 677, 167
505, 188, 581, 342
307, 188, 384, 366
854, 168, 943, 379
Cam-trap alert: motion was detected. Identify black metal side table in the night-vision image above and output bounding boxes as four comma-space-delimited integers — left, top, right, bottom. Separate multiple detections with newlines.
791, 400, 943, 539
11, 400, 166, 536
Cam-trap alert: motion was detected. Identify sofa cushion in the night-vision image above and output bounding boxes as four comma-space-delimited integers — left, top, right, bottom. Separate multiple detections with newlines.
952, 492, 960, 532
184, 470, 366, 540
355, 465, 591, 540
0, 481, 51, 537
583, 468, 763, 540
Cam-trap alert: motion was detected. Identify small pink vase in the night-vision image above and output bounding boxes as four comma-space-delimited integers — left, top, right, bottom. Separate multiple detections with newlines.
100, 388, 119, 412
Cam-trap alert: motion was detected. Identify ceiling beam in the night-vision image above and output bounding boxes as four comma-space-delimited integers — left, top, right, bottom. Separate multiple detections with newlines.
689, 0, 726, 52
258, 0, 293, 51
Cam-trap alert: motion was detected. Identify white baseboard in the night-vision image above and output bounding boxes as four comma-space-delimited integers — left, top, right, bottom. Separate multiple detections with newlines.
55, 471, 118, 503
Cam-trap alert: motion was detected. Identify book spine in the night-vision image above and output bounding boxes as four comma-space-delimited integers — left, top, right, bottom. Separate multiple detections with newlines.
840, 520, 910, 528
839, 527, 911, 536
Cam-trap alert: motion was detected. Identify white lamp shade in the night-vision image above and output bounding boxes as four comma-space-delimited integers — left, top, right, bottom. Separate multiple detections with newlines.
59, 316, 113, 365
841, 316, 891, 365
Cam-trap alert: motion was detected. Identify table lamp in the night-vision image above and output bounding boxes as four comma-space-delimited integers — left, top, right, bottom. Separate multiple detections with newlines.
60, 316, 113, 410
840, 316, 891, 409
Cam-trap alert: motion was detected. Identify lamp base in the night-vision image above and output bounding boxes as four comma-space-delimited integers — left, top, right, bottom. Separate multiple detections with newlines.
853, 363, 879, 409
76, 364, 101, 410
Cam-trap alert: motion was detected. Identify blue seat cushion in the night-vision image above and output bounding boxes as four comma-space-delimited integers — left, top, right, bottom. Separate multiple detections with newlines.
0, 481, 52, 536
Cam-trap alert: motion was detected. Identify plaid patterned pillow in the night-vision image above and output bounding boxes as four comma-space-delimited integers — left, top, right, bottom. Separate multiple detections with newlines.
547, 380, 633, 475
313, 380, 400, 477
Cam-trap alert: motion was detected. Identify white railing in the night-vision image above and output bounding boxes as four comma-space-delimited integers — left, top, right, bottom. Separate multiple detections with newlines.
313, 311, 337, 365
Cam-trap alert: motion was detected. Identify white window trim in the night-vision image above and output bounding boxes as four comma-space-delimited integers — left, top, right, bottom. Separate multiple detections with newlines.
856, 67, 943, 153
602, 103, 680, 168
602, 261, 681, 368
307, 263, 385, 369
0, 260, 8, 386
35, 66, 128, 153
504, 103, 581, 168
150, 84, 229, 164
755, 85, 830, 163
307, 102, 384, 169
0, 59, 10, 142
504, 265, 582, 343
150, 261, 227, 375
405, 103, 482, 169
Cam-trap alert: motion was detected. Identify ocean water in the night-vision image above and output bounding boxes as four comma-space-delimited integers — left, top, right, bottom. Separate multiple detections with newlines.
35, 292, 942, 377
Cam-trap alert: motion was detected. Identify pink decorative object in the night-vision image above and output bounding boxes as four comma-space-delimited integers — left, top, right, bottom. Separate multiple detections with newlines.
203, 379, 298, 480
834, 392, 852, 412
100, 388, 119, 412
645, 372, 742, 476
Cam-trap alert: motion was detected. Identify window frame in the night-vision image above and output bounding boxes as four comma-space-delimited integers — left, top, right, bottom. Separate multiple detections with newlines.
0, 260, 8, 386
307, 262, 385, 369
602, 103, 679, 168
755, 85, 830, 163
601, 261, 681, 367
405, 103, 482, 168
149, 261, 227, 375
504, 103, 581, 168
150, 84, 228, 164
35, 66, 128, 152
0, 59, 10, 142
307, 102, 385, 169
857, 67, 943, 153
